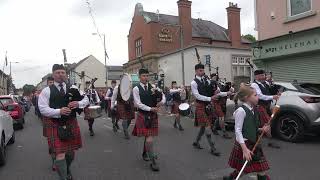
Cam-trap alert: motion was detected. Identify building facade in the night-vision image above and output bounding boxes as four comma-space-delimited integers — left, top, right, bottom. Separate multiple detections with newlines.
124, 1, 252, 86
254, 0, 320, 83
107, 65, 123, 85
0, 70, 9, 95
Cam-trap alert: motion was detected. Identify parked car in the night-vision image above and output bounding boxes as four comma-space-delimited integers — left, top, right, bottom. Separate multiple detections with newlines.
225, 82, 320, 143
0, 95, 25, 129
0, 101, 15, 166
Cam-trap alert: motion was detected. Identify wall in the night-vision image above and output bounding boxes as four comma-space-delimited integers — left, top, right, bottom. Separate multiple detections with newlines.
256, 0, 320, 40
158, 46, 252, 87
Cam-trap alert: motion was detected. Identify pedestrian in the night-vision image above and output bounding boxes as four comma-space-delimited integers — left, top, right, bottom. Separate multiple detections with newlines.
111, 82, 135, 139
191, 63, 221, 156
38, 64, 89, 180
251, 70, 280, 149
132, 68, 165, 171
105, 80, 120, 131
170, 81, 184, 131
84, 81, 101, 136
223, 85, 271, 180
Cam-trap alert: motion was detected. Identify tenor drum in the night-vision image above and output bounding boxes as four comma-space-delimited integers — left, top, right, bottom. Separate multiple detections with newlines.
87, 105, 102, 119
179, 103, 190, 116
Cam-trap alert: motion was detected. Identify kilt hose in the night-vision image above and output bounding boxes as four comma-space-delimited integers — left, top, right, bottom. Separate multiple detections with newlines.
212, 100, 224, 117
132, 111, 158, 137
171, 101, 181, 114
44, 117, 82, 155
228, 141, 269, 174
194, 102, 212, 127
117, 101, 135, 120
257, 105, 271, 127
106, 100, 112, 117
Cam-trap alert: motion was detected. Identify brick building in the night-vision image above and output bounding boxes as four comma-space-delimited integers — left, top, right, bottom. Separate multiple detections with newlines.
124, 1, 252, 86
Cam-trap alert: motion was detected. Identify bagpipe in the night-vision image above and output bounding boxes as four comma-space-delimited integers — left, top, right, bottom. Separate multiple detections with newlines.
85, 78, 102, 119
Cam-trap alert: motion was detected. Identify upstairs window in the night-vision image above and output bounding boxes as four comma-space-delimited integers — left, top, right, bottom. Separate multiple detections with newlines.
289, 0, 312, 16
135, 38, 142, 58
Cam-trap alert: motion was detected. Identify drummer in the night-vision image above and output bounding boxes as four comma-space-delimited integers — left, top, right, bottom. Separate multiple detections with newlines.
105, 80, 120, 131
84, 81, 101, 136
170, 81, 184, 131
110, 79, 135, 139
132, 68, 165, 171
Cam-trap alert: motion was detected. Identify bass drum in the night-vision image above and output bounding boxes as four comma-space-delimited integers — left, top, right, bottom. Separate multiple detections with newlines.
120, 73, 140, 101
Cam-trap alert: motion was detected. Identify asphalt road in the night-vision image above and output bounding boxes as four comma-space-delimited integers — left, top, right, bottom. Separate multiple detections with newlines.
0, 108, 319, 180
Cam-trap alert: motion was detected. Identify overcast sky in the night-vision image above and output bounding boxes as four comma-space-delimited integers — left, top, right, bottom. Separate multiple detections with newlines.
0, 0, 256, 88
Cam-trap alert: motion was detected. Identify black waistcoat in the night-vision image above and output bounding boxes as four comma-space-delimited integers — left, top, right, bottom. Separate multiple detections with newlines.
138, 83, 154, 108
49, 84, 76, 118
108, 88, 114, 97
254, 80, 272, 106
194, 78, 213, 102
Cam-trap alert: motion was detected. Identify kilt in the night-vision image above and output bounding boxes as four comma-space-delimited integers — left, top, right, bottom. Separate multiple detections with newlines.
257, 105, 270, 127
132, 111, 158, 137
117, 101, 135, 120
44, 117, 82, 155
194, 102, 212, 127
212, 100, 224, 117
42, 118, 50, 137
228, 141, 269, 174
106, 100, 112, 117
171, 101, 180, 114
83, 107, 93, 120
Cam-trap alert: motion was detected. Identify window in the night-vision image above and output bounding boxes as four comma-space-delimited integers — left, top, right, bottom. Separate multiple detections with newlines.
239, 57, 245, 65
135, 38, 142, 58
289, 0, 311, 16
232, 56, 238, 64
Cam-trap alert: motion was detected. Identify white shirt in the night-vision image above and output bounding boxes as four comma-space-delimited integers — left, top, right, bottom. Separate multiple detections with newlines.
251, 81, 273, 101
234, 103, 254, 144
133, 82, 166, 112
86, 89, 101, 104
111, 86, 119, 109
169, 88, 181, 94
38, 82, 89, 118
105, 88, 114, 100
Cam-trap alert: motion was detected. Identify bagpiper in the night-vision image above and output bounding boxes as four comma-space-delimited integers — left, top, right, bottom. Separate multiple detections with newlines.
251, 70, 280, 149
224, 85, 271, 180
132, 68, 165, 171
84, 81, 101, 136
169, 81, 184, 131
105, 80, 120, 131
191, 63, 221, 156
111, 83, 135, 139
38, 64, 89, 180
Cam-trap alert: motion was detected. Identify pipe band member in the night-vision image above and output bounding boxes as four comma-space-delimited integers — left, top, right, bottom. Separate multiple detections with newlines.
191, 63, 221, 156
251, 69, 280, 149
84, 82, 101, 136
111, 83, 135, 139
105, 80, 120, 131
38, 64, 89, 180
170, 81, 184, 131
132, 68, 165, 172
224, 85, 270, 180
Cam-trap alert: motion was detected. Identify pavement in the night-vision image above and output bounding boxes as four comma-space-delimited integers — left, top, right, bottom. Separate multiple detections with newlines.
0, 108, 319, 180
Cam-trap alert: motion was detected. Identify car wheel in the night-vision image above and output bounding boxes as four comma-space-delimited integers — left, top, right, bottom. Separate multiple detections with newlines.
276, 114, 305, 143
8, 132, 15, 145
0, 135, 6, 166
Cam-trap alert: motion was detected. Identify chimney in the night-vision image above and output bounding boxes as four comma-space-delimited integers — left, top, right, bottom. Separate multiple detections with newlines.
226, 2, 241, 47
177, 0, 192, 47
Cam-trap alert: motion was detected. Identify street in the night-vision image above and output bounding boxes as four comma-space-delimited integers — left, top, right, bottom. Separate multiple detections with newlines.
0, 109, 319, 180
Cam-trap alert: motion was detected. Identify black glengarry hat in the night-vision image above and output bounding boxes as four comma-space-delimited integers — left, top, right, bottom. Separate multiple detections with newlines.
195, 63, 204, 70
254, 69, 265, 76
52, 64, 65, 72
139, 68, 149, 75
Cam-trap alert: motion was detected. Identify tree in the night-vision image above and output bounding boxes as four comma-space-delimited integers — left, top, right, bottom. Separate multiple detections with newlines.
242, 34, 257, 42
22, 84, 36, 96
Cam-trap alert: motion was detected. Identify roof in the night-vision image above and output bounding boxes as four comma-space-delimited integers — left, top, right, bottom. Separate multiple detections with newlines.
142, 11, 251, 44
68, 55, 97, 70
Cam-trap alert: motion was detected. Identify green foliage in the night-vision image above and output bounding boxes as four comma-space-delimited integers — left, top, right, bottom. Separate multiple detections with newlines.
242, 34, 256, 42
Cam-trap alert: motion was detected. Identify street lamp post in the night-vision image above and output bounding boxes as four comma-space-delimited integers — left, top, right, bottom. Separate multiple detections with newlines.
9, 61, 19, 94
92, 33, 108, 88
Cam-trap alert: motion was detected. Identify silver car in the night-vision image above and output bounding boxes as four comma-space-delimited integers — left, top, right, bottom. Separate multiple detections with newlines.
225, 82, 320, 142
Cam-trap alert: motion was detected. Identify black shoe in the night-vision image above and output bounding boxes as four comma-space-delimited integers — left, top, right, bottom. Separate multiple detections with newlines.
268, 142, 280, 149
150, 159, 160, 172
142, 152, 150, 161
192, 142, 203, 149
223, 132, 232, 139
115, 123, 120, 130
67, 174, 73, 180
210, 148, 221, 156
178, 126, 184, 131
173, 122, 178, 129
89, 130, 95, 136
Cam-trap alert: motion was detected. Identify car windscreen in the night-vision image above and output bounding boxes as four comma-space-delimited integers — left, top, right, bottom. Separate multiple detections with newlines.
0, 98, 14, 104
298, 83, 320, 95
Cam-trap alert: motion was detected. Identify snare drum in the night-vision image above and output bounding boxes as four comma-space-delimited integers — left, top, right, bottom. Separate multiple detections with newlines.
87, 105, 102, 119
179, 103, 190, 116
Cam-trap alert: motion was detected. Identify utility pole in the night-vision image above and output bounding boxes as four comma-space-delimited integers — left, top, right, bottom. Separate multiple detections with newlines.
180, 26, 185, 86
103, 34, 108, 88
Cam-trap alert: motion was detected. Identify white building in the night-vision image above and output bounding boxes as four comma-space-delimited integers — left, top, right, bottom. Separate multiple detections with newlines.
158, 44, 252, 88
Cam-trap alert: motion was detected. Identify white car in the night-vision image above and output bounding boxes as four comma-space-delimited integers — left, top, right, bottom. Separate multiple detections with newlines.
0, 101, 15, 166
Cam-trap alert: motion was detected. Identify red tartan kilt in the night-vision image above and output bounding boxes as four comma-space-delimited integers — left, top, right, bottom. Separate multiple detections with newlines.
42, 118, 49, 137
117, 101, 135, 120
171, 101, 180, 114
132, 112, 158, 137
195, 102, 212, 127
212, 100, 224, 117
228, 141, 269, 174
44, 117, 82, 155
257, 105, 270, 127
